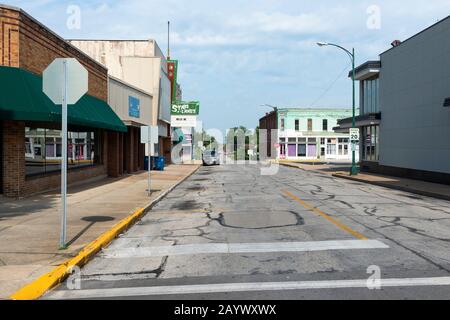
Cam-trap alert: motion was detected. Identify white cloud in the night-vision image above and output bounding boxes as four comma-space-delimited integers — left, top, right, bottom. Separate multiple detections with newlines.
228, 12, 333, 34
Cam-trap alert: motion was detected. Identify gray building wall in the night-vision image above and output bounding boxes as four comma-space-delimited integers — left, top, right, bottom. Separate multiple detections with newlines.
379, 17, 450, 174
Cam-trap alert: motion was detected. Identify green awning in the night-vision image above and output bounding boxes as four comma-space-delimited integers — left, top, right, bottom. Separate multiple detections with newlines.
0, 66, 127, 132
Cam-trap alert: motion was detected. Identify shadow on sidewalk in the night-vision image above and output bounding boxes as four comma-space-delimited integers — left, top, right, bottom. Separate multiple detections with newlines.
65, 216, 115, 247
0, 172, 147, 219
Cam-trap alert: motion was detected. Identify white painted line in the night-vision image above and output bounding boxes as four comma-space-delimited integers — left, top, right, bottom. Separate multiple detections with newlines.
101, 240, 389, 259
45, 277, 450, 300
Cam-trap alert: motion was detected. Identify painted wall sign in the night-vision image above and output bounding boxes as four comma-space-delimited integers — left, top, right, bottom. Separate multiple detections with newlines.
129, 96, 140, 118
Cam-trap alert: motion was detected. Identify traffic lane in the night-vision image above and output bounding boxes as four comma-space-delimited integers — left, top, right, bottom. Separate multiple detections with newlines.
75, 165, 392, 282
46, 164, 450, 299
272, 166, 450, 271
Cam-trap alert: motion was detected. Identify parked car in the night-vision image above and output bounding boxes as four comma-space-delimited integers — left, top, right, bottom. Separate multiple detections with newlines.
202, 150, 220, 166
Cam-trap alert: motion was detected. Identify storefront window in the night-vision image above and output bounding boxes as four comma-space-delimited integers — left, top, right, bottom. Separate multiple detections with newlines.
298, 144, 306, 157
362, 125, 379, 161
338, 138, 349, 156
327, 144, 336, 155
25, 127, 98, 176
362, 78, 379, 114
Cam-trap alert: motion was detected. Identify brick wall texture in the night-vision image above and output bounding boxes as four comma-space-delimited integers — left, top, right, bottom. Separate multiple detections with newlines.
0, 6, 142, 198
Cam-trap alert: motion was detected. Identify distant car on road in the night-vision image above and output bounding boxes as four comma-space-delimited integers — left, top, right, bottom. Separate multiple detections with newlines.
202, 150, 220, 166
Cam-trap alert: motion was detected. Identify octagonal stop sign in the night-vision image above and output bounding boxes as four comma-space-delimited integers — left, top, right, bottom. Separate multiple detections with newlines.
43, 58, 88, 105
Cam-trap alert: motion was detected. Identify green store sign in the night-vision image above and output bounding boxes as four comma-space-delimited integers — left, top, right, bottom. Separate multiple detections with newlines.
171, 101, 200, 116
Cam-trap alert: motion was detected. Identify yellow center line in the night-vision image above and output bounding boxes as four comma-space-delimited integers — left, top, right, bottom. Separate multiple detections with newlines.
282, 189, 368, 241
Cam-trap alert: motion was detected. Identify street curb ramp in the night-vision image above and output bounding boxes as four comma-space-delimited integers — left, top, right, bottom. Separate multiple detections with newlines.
10, 165, 201, 300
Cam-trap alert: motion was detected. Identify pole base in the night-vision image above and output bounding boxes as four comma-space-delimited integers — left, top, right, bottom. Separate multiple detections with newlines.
350, 166, 359, 176
59, 244, 68, 251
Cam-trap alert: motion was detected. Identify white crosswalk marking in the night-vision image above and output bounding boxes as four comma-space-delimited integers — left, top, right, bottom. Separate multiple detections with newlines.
101, 240, 389, 259
45, 277, 450, 300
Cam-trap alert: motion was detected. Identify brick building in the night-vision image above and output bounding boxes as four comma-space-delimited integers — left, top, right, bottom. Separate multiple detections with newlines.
0, 5, 127, 197
259, 111, 278, 158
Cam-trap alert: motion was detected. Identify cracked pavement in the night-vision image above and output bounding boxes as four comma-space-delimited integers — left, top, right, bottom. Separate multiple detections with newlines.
47, 164, 450, 299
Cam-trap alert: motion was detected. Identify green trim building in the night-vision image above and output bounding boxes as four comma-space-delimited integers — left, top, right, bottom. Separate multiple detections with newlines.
276, 108, 355, 161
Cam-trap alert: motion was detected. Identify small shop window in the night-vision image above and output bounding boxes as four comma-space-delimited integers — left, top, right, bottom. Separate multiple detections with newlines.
323, 119, 328, 131
288, 138, 297, 143
297, 144, 307, 157
25, 127, 99, 176
327, 144, 337, 155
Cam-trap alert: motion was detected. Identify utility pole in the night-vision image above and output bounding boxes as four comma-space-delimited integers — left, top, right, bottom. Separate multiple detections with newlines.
167, 21, 171, 60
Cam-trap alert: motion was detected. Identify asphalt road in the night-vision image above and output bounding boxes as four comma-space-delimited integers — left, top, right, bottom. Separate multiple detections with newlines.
45, 163, 450, 300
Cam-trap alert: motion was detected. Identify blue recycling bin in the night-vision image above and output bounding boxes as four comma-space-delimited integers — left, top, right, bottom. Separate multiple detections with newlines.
154, 156, 165, 171
144, 156, 164, 171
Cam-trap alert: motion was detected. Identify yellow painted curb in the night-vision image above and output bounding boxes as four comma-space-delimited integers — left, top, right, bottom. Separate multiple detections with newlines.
10, 207, 146, 300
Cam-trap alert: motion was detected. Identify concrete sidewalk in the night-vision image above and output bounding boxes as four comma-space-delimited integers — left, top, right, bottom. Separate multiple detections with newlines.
333, 171, 450, 202
0, 164, 199, 299
279, 160, 352, 174
279, 161, 450, 202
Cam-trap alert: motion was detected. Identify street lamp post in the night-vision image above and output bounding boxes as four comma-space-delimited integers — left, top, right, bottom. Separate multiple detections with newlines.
317, 42, 358, 176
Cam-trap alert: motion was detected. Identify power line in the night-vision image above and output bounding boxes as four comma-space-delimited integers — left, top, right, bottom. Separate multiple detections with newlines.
310, 63, 351, 108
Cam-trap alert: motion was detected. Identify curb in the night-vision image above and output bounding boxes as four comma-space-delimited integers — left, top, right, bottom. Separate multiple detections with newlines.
10, 165, 201, 300
332, 173, 450, 202
279, 162, 305, 170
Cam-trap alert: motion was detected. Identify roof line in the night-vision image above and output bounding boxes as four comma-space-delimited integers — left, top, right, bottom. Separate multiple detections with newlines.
277, 108, 353, 111
108, 75, 153, 98
0, 4, 107, 71
380, 15, 450, 56
69, 39, 156, 42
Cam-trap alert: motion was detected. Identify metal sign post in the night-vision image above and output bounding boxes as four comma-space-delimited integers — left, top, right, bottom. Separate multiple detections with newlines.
141, 126, 158, 197
43, 58, 88, 250
61, 60, 68, 249
147, 141, 151, 197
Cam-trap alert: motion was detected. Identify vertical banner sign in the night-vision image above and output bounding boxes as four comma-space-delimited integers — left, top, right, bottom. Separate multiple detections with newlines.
43, 58, 88, 249
167, 60, 178, 103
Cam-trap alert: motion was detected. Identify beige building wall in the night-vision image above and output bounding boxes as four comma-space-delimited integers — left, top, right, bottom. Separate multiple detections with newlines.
69, 40, 171, 126
108, 76, 153, 127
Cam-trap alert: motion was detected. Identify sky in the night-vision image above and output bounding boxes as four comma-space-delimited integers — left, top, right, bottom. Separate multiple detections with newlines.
5, 0, 450, 134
